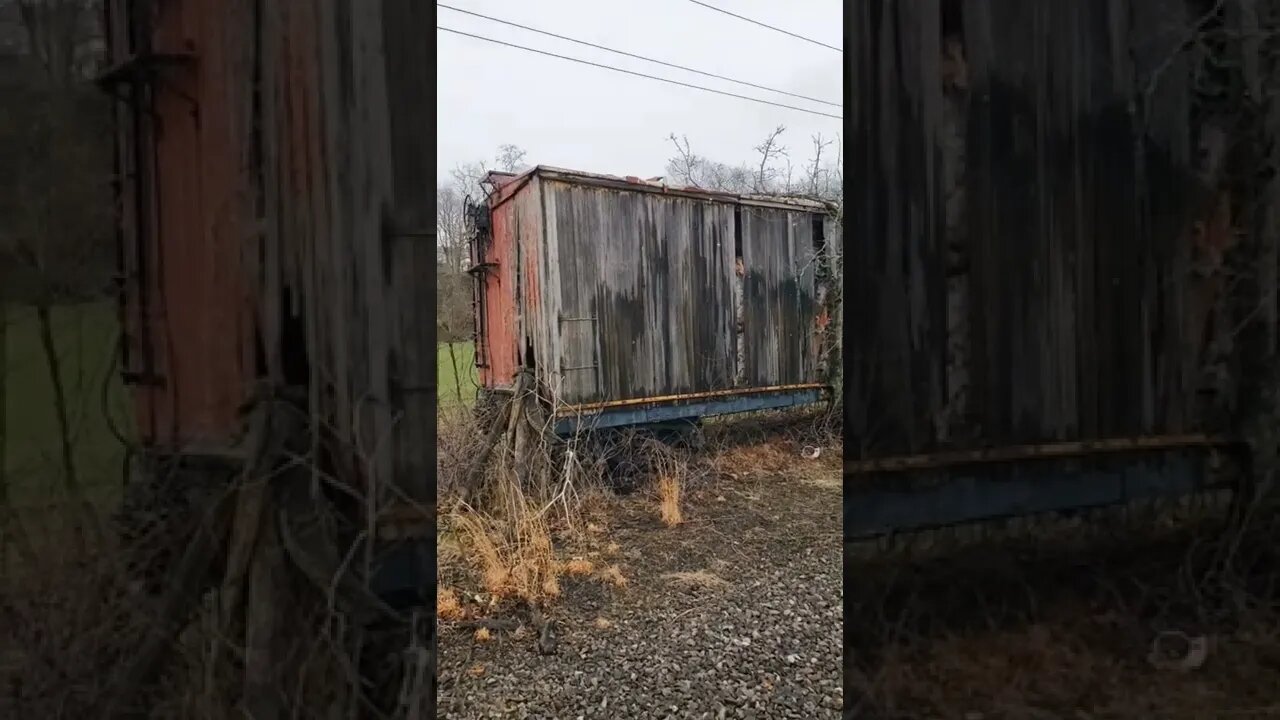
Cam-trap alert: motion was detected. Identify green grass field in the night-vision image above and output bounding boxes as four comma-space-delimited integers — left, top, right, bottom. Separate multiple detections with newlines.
438, 341, 479, 407
2, 301, 130, 507
3, 307, 476, 508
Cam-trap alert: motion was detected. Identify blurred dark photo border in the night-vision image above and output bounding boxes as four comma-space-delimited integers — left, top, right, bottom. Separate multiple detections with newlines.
847, 1, 1280, 718
0, 1, 438, 717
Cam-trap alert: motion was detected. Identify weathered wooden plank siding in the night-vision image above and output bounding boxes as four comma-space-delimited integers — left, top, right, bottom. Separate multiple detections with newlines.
548, 180, 738, 405
110, 0, 434, 503
741, 208, 819, 387
848, 0, 1280, 461
259, 0, 434, 500
480, 170, 829, 408
847, 0, 948, 455
380, 0, 435, 495
518, 178, 552, 390
478, 184, 529, 388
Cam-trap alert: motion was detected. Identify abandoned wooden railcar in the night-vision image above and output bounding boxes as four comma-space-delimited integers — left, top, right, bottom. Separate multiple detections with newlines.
470, 166, 838, 433
846, 0, 1280, 536
99, 0, 434, 585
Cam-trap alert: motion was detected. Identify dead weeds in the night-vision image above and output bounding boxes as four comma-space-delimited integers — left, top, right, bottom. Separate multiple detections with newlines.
437, 405, 838, 618
661, 569, 730, 591
437, 587, 464, 621
598, 564, 629, 588
849, 514, 1280, 718
453, 506, 558, 603
657, 474, 683, 527
563, 558, 595, 576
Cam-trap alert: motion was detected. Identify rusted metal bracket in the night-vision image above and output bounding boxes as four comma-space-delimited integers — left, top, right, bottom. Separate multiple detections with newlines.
96, 51, 196, 86
95, 51, 199, 110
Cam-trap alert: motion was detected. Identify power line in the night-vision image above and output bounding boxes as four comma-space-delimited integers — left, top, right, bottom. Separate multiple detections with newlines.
684, 0, 840, 53
437, 2, 840, 109
437, 26, 842, 120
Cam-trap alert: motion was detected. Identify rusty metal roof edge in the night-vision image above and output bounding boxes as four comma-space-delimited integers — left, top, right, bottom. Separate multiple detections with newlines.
528, 165, 833, 213
487, 170, 537, 211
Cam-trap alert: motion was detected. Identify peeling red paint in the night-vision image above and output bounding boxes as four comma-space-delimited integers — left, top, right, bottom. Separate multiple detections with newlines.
105, 0, 258, 450
478, 191, 522, 388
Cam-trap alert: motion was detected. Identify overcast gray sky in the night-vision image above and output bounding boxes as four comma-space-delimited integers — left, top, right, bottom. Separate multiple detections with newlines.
436, 0, 842, 185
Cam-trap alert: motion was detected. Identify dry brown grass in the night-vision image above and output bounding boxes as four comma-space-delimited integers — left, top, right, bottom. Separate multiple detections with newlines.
848, 510, 1280, 719
455, 513, 512, 595
0, 501, 267, 718
453, 507, 560, 602
437, 405, 488, 498
599, 564, 628, 588
661, 569, 730, 591
540, 575, 561, 599
577, 483, 617, 529
450, 465, 564, 604
1, 523, 137, 716
710, 440, 796, 477
473, 627, 491, 643
437, 526, 465, 567
437, 587, 464, 621
657, 474, 683, 526
437, 400, 623, 606
437, 404, 836, 624
854, 619, 1271, 718
700, 409, 843, 479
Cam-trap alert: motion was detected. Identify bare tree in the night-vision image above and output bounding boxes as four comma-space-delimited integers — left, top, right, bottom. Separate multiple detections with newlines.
806, 133, 835, 196
667, 127, 831, 198
14, 0, 98, 86
436, 183, 473, 401
496, 143, 528, 173
753, 124, 788, 193
0, 0, 110, 516
667, 133, 704, 187
450, 160, 489, 193
436, 184, 469, 272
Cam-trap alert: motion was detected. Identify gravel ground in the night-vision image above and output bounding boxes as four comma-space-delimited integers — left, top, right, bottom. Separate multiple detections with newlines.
438, 454, 842, 719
